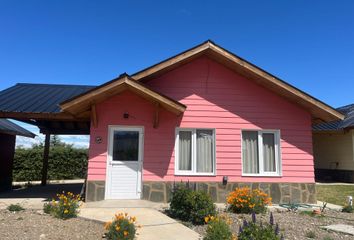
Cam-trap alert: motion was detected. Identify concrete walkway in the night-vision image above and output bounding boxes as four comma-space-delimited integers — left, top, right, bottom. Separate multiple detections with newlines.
80, 200, 200, 240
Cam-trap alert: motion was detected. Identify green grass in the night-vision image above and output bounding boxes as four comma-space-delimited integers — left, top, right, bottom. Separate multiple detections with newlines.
7, 204, 24, 212
316, 184, 354, 206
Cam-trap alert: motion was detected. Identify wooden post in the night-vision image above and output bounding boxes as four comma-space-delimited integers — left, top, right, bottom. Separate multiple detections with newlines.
41, 133, 50, 186
91, 104, 98, 128
153, 102, 160, 129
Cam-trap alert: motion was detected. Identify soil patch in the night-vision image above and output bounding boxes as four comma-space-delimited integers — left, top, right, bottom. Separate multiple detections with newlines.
0, 209, 105, 240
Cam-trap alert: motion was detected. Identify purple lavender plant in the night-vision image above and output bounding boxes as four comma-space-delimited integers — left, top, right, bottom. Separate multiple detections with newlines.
251, 212, 256, 223
275, 223, 279, 235
243, 219, 249, 227
269, 212, 274, 225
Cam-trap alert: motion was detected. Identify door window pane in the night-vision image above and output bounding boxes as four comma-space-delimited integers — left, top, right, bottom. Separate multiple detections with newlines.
178, 131, 192, 170
242, 131, 259, 174
262, 133, 276, 172
196, 130, 214, 173
112, 131, 139, 161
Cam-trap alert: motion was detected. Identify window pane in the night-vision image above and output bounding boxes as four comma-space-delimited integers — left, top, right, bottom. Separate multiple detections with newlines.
196, 130, 214, 173
112, 131, 139, 161
178, 131, 192, 171
242, 131, 259, 174
263, 133, 276, 172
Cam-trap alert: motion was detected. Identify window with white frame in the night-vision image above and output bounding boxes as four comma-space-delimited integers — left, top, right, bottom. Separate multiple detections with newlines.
175, 129, 215, 175
242, 130, 281, 176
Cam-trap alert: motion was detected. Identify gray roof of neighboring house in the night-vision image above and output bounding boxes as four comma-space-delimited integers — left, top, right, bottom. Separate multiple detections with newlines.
313, 104, 354, 131
0, 83, 95, 113
0, 119, 35, 138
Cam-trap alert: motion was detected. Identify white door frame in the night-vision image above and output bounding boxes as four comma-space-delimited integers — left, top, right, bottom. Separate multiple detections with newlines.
105, 125, 144, 199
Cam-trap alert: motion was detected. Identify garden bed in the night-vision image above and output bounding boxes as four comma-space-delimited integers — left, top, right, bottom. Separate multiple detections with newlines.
0, 209, 104, 240
192, 208, 354, 240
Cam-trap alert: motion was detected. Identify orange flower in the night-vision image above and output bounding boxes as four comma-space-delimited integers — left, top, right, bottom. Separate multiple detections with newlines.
104, 221, 112, 230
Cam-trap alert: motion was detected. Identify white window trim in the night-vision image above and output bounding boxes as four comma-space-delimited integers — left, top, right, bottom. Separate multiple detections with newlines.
241, 129, 282, 177
175, 128, 216, 176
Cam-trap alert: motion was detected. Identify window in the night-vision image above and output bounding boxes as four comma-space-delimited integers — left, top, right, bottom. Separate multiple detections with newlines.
112, 131, 139, 161
242, 130, 281, 176
175, 129, 215, 175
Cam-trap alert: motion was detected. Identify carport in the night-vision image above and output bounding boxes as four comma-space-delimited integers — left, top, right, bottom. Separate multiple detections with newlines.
0, 83, 95, 187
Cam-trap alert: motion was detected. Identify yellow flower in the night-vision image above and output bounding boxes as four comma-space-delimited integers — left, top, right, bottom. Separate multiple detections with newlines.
123, 231, 129, 236
115, 226, 120, 231
204, 216, 209, 223
64, 209, 69, 214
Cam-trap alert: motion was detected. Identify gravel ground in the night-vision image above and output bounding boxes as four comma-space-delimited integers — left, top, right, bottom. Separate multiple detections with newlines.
0, 209, 105, 240
193, 209, 354, 240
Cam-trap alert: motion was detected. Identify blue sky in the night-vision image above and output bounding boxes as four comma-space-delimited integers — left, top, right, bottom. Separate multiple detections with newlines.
1, 0, 354, 147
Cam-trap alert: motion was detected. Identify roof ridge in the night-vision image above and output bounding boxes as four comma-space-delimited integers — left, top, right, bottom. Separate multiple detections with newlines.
337, 103, 354, 109
16, 83, 96, 88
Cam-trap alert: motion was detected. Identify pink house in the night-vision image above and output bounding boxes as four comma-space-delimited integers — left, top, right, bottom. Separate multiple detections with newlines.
24, 41, 348, 203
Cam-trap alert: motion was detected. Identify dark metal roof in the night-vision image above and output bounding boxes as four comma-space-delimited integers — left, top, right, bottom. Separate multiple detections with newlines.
0, 83, 96, 113
313, 104, 354, 131
0, 119, 35, 138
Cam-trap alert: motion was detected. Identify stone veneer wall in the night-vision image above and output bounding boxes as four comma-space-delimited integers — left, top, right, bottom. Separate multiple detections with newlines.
142, 182, 316, 204
85, 180, 316, 203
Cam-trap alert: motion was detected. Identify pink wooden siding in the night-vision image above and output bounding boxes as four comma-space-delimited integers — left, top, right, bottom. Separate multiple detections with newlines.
88, 56, 314, 183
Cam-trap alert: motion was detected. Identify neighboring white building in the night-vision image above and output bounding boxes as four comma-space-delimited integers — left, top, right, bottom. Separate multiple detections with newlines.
313, 104, 354, 182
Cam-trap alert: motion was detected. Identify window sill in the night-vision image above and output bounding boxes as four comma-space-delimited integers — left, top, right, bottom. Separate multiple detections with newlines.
174, 172, 216, 177
242, 173, 282, 177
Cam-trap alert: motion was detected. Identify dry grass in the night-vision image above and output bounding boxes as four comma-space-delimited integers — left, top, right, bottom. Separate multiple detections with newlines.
316, 184, 354, 206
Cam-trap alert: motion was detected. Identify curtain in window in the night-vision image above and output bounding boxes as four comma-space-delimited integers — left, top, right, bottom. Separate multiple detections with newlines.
262, 133, 276, 172
178, 131, 192, 170
242, 131, 259, 174
196, 130, 213, 173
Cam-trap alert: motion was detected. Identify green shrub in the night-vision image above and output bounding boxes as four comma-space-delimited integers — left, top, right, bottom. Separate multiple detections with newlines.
238, 212, 283, 240
44, 191, 81, 219
104, 212, 139, 240
43, 202, 53, 214
204, 215, 234, 240
169, 184, 216, 225
13, 136, 88, 181
342, 205, 353, 213
7, 204, 24, 212
305, 230, 316, 239
227, 187, 272, 214
323, 236, 334, 240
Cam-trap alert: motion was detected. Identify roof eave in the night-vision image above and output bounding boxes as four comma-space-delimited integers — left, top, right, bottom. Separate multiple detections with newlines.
131, 41, 344, 122
60, 75, 186, 116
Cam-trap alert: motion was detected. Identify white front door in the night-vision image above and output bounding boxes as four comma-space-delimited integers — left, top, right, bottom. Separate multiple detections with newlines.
105, 126, 143, 199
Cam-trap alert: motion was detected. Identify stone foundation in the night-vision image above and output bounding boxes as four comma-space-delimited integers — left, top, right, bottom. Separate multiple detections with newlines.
142, 182, 316, 204
85, 180, 316, 203
86, 181, 105, 202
